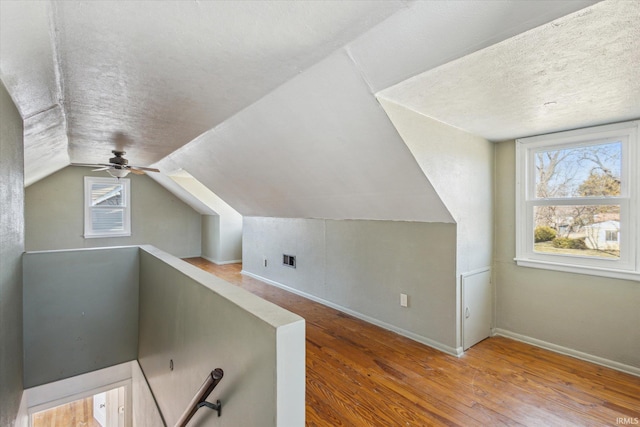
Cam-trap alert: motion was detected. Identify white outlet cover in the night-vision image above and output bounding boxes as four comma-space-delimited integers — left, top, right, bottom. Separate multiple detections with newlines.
400, 293, 408, 307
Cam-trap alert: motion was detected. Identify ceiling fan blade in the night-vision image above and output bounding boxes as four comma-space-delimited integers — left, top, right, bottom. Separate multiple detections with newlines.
92, 167, 111, 172
129, 168, 145, 175
71, 163, 109, 168
128, 165, 160, 173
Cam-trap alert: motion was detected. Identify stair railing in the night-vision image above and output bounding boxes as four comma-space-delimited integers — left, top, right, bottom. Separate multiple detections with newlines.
174, 368, 224, 427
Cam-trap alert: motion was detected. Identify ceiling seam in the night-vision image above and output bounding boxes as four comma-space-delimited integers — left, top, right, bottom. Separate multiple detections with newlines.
46, 0, 70, 157
23, 104, 59, 121
343, 46, 375, 95
377, 96, 482, 140
150, 3, 412, 172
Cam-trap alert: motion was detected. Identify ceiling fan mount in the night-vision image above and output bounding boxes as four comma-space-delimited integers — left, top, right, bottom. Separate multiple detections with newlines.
109, 150, 129, 166
71, 150, 160, 178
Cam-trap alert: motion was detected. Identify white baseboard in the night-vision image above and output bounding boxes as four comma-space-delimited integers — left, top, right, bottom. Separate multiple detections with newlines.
492, 328, 640, 377
241, 270, 463, 357
202, 256, 242, 265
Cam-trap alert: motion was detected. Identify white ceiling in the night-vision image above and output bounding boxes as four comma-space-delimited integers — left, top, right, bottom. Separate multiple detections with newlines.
379, 0, 640, 141
1, 0, 407, 180
4, 0, 624, 221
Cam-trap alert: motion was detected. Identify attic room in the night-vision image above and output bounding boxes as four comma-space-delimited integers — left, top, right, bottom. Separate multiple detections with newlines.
1, 1, 639, 426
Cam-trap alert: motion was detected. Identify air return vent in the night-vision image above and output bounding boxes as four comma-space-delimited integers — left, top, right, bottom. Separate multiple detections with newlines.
283, 254, 296, 268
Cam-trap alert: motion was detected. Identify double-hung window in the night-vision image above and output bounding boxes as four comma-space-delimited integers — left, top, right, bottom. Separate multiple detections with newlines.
84, 176, 131, 238
515, 120, 639, 281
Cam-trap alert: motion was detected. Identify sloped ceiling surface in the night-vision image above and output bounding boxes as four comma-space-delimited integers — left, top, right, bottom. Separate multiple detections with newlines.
378, 0, 640, 141
1, 0, 608, 220
156, 50, 454, 222
1, 0, 408, 170
51, 0, 409, 166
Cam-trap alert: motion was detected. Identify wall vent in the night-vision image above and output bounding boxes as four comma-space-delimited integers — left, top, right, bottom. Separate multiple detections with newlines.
283, 254, 296, 268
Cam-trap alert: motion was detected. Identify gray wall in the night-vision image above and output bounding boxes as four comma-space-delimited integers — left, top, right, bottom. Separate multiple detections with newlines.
242, 217, 459, 352
25, 166, 202, 258
0, 82, 25, 426
22, 247, 140, 387
494, 140, 640, 369
138, 246, 305, 426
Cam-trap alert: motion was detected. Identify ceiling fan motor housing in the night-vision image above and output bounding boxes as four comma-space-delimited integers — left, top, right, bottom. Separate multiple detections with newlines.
110, 150, 128, 167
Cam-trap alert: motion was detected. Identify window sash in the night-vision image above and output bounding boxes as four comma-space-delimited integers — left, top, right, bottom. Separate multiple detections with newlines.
515, 120, 639, 281
524, 199, 631, 269
90, 207, 127, 233
526, 137, 627, 200
84, 177, 131, 238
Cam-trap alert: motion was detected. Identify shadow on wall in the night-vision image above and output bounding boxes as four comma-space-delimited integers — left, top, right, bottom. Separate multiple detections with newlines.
21, 245, 304, 426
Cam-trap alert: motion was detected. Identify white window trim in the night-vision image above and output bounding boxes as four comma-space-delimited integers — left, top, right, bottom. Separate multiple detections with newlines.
84, 176, 131, 238
515, 120, 640, 282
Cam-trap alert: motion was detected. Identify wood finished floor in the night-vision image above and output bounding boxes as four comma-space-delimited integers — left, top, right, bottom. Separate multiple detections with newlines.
184, 258, 640, 427
32, 396, 100, 427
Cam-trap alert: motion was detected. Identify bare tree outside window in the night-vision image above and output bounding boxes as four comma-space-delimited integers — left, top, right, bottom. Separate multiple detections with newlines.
533, 141, 621, 258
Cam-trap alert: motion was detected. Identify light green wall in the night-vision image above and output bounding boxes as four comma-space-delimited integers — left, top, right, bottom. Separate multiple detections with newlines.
201, 214, 242, 263
242, 217, 459, 353
380, 100, 493, 275
170, 174, 243, 264
380, 100, 494, 348
22, 247, 140, 387
201, 214, 221, 261
0, 81, 25, 426
26, 166, 202, 257
138, 246, 305, 426
494, 140, 640, 369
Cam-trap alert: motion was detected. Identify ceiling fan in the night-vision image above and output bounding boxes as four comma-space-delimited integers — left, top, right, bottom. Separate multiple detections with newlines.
72, 150, 160, 178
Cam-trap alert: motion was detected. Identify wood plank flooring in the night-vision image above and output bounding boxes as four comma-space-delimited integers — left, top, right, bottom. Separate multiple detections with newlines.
184, 258, 640, 427
32, 396, 100, 427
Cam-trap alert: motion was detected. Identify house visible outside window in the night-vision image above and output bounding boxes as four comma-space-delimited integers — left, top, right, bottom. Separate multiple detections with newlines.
515, 120, 639, 281
84, 176, 131, 238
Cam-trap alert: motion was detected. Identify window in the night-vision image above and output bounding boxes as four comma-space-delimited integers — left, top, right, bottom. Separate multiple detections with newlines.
84, 177, 131, 238
516, 121, 639, 281
605, 230, 619, 242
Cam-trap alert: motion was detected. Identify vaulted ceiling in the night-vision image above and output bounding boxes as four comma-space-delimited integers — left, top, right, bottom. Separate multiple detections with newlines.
4, 0, 636, 221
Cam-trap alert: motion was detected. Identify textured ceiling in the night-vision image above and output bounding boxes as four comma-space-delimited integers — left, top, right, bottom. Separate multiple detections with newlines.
379, 0, 640, 141
2, 0, 612, 220
1, 0, 407, 171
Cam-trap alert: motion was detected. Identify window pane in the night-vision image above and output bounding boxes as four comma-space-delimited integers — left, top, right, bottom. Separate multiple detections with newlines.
535, 141, 621, 198
91, 183, 124, 206
91, 208, 125, 232
533, 205, 620, 259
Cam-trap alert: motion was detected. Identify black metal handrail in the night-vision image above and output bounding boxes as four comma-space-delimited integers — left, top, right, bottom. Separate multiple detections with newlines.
175, 368, 224, 427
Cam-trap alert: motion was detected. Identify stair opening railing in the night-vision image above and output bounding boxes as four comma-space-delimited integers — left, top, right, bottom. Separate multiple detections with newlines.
175, 368, 224, 427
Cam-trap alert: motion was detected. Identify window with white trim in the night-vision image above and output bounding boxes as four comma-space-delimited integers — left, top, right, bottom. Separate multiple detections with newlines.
516, 121, 639, 281
84, 177, 131, 238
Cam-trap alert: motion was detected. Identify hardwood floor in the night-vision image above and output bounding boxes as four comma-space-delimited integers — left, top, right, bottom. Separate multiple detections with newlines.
32, 396, 100, 427
184, 258, 640, 426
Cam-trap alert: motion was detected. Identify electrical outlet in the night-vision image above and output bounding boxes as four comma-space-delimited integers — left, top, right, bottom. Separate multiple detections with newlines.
400, 293, 408, 307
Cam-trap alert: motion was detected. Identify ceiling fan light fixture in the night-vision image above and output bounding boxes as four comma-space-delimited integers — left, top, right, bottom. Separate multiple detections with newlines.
107, 168, 130, 178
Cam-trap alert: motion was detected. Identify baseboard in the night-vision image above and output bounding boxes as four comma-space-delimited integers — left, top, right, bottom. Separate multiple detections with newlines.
202, 256, 242, 265
241, 270, 463, 357
492, 328, 640, 377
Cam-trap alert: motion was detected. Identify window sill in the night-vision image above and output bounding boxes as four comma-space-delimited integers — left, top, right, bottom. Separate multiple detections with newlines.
84, 233, 131, 239
514, 258, 640, 282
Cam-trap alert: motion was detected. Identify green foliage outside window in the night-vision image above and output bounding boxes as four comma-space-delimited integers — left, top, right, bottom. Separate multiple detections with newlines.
534, 226, 557, 242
